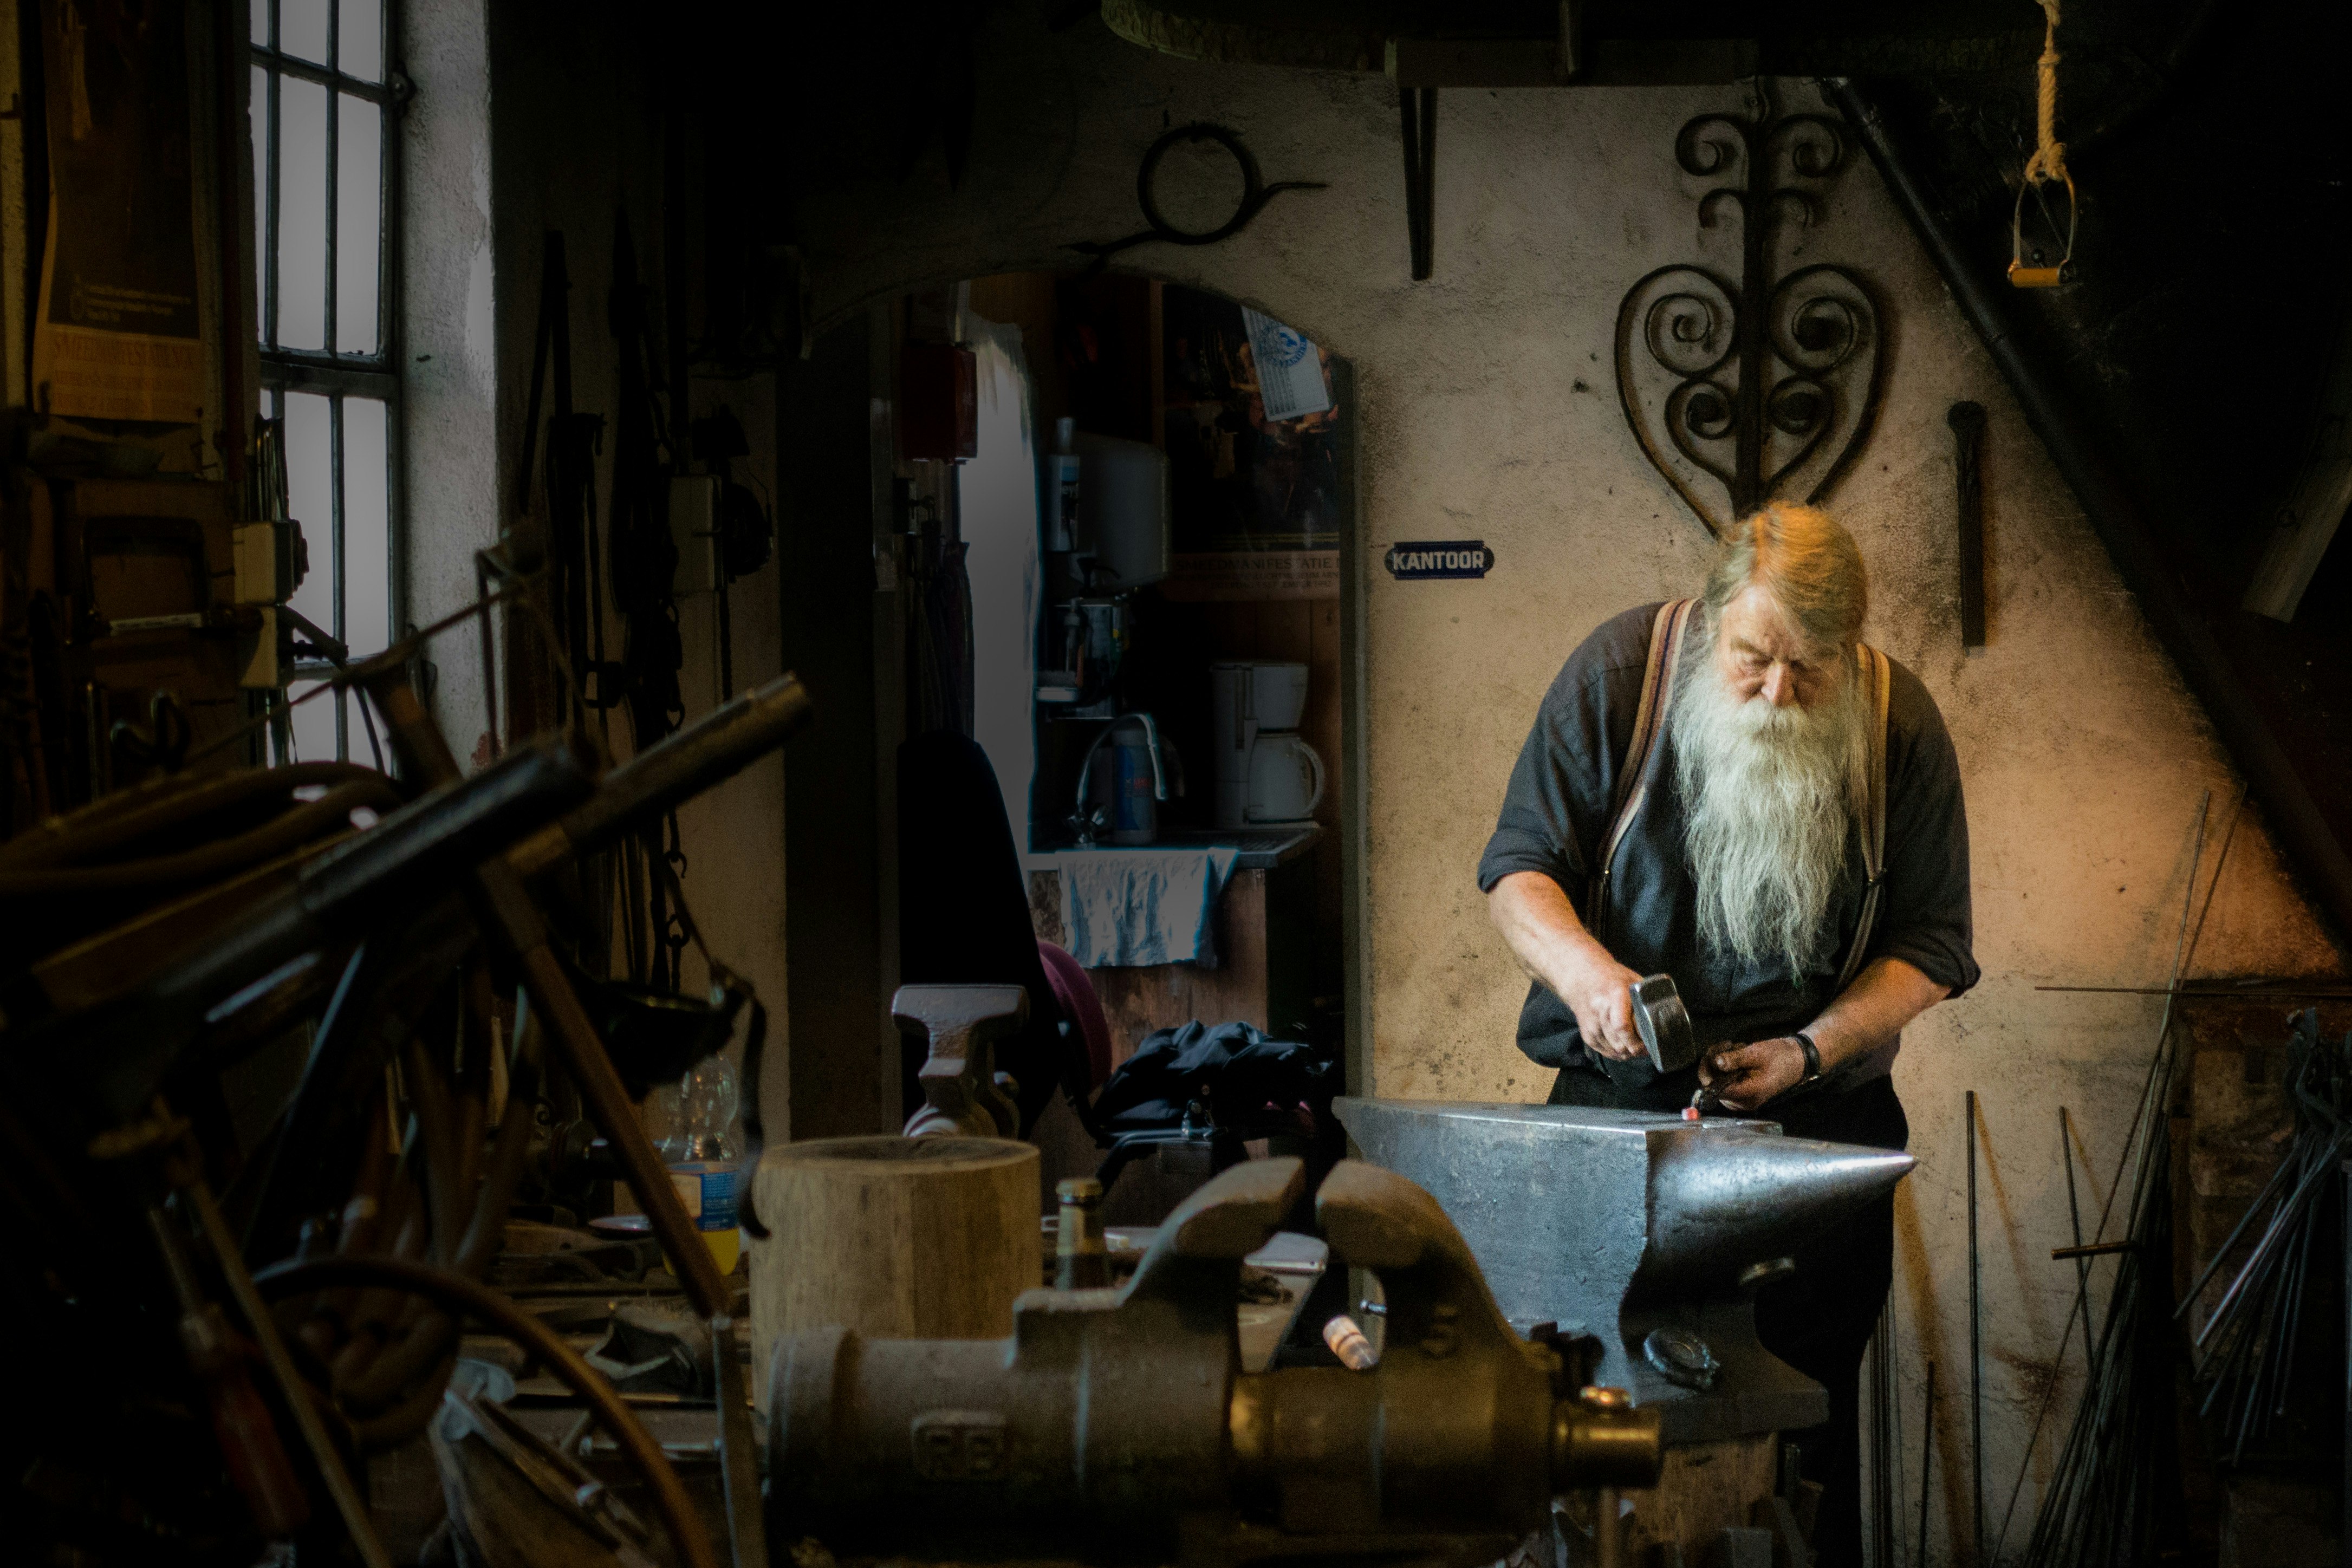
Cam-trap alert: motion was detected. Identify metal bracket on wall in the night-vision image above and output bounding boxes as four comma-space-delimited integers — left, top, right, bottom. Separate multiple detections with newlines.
1613, 86, 1886, 539
1067, 122, 1326, 272
1399, 87, 1436, 281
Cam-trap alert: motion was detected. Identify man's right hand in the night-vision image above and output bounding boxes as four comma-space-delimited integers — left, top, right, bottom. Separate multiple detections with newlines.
1558, 945, 1649, 1061
1486, 873, 1653, 1063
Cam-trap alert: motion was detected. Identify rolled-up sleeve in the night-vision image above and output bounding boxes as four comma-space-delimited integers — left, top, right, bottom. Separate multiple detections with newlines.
1870, 672, 1979, 998
1477, 607, 1651, 907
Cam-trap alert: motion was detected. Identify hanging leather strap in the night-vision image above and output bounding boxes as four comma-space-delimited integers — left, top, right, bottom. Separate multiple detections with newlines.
1833, 642, 1894, 991
1587, 602, 1893, 989
1587, 598, 1697, 944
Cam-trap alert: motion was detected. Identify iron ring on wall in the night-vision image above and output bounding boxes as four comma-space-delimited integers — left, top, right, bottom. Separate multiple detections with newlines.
1070, 121, 1324, 266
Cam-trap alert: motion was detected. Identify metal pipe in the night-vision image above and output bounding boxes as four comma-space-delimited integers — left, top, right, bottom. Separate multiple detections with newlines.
506, 672, 814, 877
1824, 75, 2352, 947
254, 1254, 717, 1568
1594, 1485, 1621, 1568
70, 743, 592, 1121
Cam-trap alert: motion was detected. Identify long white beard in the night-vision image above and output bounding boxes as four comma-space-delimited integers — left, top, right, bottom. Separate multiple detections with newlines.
1673, 648, 1868, 980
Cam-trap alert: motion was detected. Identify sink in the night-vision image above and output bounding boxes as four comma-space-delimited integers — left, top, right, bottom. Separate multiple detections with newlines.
1024, 823, 1322, 871
1153, 825, 1322, 866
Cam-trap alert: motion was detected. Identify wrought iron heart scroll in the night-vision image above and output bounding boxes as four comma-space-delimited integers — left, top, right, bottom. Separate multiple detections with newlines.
1614, 94, 1886, 539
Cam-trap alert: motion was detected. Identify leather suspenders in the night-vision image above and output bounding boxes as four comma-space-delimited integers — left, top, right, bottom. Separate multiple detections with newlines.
1836, 643, 1894, 990
1588, 599, 1892, 987
1587, 599, 1698, 946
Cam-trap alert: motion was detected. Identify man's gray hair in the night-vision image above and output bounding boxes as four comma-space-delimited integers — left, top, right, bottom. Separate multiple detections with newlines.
1701, 503, 1868, 655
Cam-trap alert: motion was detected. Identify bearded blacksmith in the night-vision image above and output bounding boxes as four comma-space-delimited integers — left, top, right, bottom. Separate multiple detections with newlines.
1479, 503, 1974, 1567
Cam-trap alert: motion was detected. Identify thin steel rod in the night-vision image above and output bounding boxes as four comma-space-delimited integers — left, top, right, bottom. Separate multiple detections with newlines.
2060, 1107, 2096, 1371
1967, 1088, 1984, 1563
2035, 984, 2352, 998
1916, 1359, 1935, 1568
2341, 1160, 2351, 1551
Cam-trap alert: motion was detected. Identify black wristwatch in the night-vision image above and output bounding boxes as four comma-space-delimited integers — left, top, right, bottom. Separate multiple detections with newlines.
1794, 1032, 1823, 1084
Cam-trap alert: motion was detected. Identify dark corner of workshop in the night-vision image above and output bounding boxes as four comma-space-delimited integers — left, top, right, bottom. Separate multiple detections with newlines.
8, 2, 2352, 1566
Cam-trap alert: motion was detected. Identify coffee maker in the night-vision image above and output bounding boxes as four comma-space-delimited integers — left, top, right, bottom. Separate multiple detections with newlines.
1209, 662, 1324, 828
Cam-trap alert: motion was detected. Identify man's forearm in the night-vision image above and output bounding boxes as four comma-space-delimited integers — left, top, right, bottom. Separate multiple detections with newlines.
1487, 871, 1647, 1060
1804, 957, 1949, 1073
1488, 870, 1603, 998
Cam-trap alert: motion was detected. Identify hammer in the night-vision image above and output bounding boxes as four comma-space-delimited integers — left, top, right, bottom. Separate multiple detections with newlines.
1629, 974, 1697, 1075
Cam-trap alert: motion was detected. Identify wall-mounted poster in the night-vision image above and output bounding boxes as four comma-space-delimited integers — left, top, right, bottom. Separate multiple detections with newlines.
1160, 284, 1341, 601
31, 0, 206, 424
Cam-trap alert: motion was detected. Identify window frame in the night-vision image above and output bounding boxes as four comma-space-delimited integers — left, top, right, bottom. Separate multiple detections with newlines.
250, 0, 405, 761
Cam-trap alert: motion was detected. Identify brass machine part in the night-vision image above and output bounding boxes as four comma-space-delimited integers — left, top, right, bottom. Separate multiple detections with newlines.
767, 1157, 1662, 1565
1054, 1177, 1109, 1290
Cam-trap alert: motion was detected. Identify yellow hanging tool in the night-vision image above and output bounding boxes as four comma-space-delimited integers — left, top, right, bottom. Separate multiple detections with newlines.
2011, 0, 2077, 288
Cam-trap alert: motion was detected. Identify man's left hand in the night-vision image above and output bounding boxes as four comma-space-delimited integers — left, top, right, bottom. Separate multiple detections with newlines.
1698, 1037, 1808, 1112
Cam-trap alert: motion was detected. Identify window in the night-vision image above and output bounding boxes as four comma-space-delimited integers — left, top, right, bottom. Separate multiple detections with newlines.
250, 0, 399, 762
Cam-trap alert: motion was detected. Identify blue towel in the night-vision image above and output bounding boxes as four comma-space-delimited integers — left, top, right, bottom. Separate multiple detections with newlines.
1058, 847, 1240, 968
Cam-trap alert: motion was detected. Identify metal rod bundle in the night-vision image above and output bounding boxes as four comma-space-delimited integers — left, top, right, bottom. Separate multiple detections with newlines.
2181, 1010, 2350, 1463
2007, 793, 2213, 1568
1868, 1302, 1899, 1567
2016, 1089, 2179, 1567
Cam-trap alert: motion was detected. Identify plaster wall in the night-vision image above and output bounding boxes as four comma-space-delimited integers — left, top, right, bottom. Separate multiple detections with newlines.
779, 9, 2344, 1560
402, 0, 499, 755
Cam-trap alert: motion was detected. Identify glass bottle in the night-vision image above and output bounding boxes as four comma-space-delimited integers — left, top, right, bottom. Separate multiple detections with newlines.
665, 1057, 742, 1275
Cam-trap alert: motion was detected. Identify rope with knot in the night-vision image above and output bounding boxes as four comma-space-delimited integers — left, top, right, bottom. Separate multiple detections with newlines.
2023, 0, 2068, 186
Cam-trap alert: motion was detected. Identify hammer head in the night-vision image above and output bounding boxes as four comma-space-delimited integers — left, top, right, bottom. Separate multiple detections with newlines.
1630, 973, 1696, 1074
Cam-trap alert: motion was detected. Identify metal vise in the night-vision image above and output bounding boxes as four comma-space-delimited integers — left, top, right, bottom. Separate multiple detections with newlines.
1333, 1099, 1915, 1444
765, 1157, 1662, 1564
894, 984, 1026, 1138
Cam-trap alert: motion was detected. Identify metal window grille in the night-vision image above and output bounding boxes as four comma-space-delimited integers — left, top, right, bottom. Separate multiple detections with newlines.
250, 0, 402, 762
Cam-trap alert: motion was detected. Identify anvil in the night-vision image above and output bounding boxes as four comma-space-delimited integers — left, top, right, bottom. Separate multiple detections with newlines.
1333, 1098, 1914, 1444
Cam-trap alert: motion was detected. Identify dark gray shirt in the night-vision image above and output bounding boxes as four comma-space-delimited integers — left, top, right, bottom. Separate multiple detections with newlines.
1477, 603, 1978, 1109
